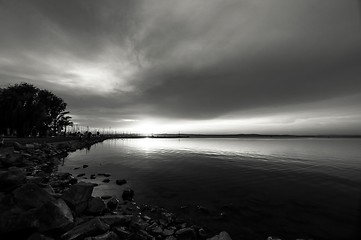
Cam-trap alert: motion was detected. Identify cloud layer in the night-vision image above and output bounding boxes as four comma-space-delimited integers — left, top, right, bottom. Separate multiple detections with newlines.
1, 0, 361, 134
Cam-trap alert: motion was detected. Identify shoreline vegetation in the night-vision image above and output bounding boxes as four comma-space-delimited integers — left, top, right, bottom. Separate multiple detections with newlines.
0, 136, 233, 240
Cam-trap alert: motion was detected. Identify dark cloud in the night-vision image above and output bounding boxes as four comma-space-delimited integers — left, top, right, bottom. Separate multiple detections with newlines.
0, 0, 360, 134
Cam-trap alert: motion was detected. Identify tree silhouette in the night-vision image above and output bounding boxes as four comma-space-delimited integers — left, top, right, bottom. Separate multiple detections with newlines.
0, 83, 72, 137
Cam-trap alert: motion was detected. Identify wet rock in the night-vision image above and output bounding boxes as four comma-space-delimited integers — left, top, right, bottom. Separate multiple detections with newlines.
115, 179, 127, 186
83, 165, 89, 168
122, 188, 134, 201
69, 177, 78, 185
84, 231, 120, 240
61, 182, 94, 213
13, 182, 55, 210
87, 197, 106, 215
61, 218, 109, 240
0, 167, 26, 191
35, 198, 74, 232
99, 215, 132, 227
175, 228, 196, 240
28, 232, 55, 240
106, 197, 119, 211
98, 173, 111, 177
207, 231, 232, 240
102, 179, 110, 183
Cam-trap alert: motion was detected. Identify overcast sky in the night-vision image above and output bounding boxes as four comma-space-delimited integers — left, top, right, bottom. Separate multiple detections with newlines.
1, 0, 361, 134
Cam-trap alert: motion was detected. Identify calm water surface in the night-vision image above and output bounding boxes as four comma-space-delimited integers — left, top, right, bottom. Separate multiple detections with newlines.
59, 138, 361, 240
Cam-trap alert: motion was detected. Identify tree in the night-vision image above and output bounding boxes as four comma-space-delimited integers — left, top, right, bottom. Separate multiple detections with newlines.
0, 83, 72, 137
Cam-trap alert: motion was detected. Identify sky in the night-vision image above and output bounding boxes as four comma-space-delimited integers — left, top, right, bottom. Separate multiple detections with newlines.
0, 0, 361, 135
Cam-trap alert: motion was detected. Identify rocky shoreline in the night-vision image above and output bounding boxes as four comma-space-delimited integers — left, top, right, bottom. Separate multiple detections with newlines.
0, 138, 231, 240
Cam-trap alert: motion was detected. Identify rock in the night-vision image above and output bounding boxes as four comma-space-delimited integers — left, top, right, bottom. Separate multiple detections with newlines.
69, 177, 78, 185
98, 173, 111, 177
61, 182, 94, 208
113, 226, 131, 239
99, 215, 132, 227
87, 197, 106, 215
1, 154, 23, 167
35, 198, 74, 232
266, 237, 282, 240
102, 179, 110, 183
151, 226, 163, 234
122, 188, 134, 201
163, 229, 174, 236
106, 197, 119, 211
61, 218, 109, 240
198, 228, 208, 238
13, 182, 55, 210
136, 229, 156, 240
207, 231, 232, 240
25, 144, 35, 149
28, 232, 55, 240
115, 179, 126, 186
83, 165, 89, 168
0, 167, 26, 191
175, 228, 196, 240
197, 205, 209, 214
0, 204, 26, 233
13, 142, 25, 151
165, 237, 177, 240
28, 233, 53, 240
84, 231, 119, 240
77, 173, 86, 177
57, 172, 72, 180
101, 195, 112, 200
90, 174, 96, 179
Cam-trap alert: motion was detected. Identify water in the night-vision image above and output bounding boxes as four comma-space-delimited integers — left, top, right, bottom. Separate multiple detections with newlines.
59, 138, 361, 240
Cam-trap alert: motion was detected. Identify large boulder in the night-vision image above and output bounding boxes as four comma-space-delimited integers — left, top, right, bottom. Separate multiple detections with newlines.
61, 182, 94, 212
61, 218, 109, 240
35, 198, 74, 232
207, 231, 232, 240
87, 197, 106, 215
0, 167, 26, 191
12, 182, 55, 210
